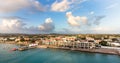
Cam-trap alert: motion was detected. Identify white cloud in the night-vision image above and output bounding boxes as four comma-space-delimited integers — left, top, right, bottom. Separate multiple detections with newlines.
0, 17, 55, 33
51, 0, 70, 12
64, 11, 107, 34
51, 0, 86, 12
39, 18, 55, 32
32, 1, 46, 11
66, 11, 87, 26
0, 18, 27, 33
0, 0, 45, 13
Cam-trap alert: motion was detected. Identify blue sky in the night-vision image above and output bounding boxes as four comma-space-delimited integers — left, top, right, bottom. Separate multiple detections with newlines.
0, 0, 120, 34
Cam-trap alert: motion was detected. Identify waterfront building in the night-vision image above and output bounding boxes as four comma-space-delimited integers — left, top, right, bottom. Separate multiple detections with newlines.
40, 36, 96, 49
108, 42, 120, 47
77, 42, 95, 49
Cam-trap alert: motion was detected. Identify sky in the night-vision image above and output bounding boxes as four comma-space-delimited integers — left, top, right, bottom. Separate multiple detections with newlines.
0, 0, 120, 34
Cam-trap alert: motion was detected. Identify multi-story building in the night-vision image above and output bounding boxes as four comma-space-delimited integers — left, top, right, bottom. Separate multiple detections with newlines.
77, 42, 95, 49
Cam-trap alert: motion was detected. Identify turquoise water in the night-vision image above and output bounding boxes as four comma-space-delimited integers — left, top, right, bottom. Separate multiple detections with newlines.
0, 44, 120, 63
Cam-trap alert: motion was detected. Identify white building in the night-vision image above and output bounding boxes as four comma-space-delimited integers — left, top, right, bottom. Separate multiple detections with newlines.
109, 42, 120, 47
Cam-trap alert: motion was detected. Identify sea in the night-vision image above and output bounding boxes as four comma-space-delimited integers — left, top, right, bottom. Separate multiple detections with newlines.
0, 44, 120, 63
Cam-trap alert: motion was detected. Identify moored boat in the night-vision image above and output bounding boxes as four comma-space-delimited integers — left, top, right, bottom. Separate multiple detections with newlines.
11, 48, 17, 51
18, 46, 28, 51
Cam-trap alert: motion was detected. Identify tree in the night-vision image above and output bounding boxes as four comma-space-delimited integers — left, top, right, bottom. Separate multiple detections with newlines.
112, 38, 118, 42
99, 41, 108, 46
20, 38, 25, 42
29, 39, 35, 43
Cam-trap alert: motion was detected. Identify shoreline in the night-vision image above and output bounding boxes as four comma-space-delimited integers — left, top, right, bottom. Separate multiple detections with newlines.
57, 48, 119, 55
37, 45, 120, 56
1, 43, 120, 56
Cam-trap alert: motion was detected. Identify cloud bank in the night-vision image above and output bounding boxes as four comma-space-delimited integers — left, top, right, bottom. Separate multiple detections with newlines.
0, 0, 45, 13
39, 18, 55, 32
51, 0, 86, 12
63, 11, 106, 34
66, 11, 87, 27
0, 17, 55, 34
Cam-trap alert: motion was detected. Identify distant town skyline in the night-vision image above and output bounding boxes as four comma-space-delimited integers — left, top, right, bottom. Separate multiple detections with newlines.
0, 0, 120, 34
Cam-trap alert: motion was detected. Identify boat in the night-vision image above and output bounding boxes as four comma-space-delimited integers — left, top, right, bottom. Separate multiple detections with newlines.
18, 46, 28, 51
29, 46, 36, 49
28, 44, 37, 49
11, 48, 17, 51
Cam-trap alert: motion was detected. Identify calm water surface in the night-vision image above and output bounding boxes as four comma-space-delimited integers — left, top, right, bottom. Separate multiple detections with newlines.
0, 44, 120, 63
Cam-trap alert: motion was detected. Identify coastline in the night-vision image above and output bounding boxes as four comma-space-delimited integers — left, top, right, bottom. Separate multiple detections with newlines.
57, 47, 119, 55
1, 44, 120, 63
37, 45, 120, 56
1, 42, 120, 56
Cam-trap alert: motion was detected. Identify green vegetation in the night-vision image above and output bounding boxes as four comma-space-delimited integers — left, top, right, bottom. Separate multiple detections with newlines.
99, 41, 108, 46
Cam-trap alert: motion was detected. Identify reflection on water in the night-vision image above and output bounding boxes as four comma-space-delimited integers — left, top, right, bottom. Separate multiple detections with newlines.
0, 44, 120, 63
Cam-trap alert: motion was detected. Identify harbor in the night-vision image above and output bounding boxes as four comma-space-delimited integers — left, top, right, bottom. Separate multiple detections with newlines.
1, 42, 120, 55
0, 44, 120, 63
11, 44, 37, 51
